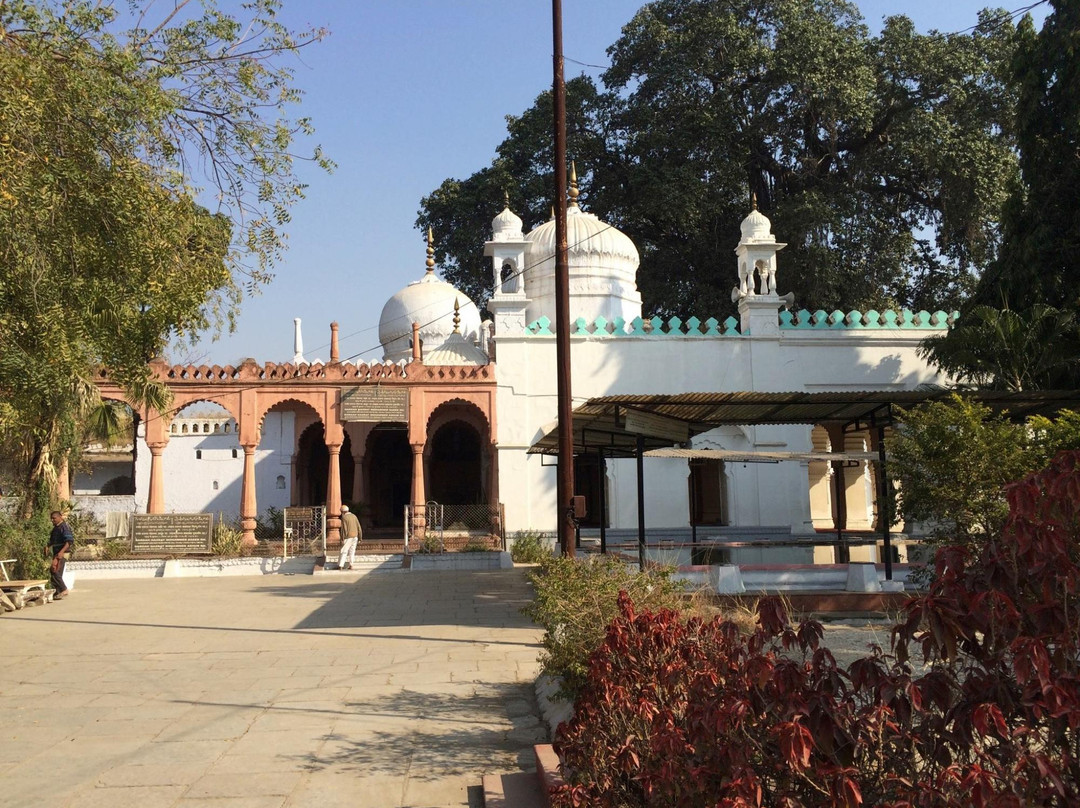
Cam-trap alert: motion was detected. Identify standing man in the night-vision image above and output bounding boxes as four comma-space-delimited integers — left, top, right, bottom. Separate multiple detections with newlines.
339, 505, 362, 571
48, 511, 73, 600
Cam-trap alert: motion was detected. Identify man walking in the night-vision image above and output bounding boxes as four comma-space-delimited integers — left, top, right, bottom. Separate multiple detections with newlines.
48, 511, 73, 599
339, 505, 362, 571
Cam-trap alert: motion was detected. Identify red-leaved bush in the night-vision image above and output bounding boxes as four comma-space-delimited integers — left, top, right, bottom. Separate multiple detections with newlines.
551, 451, 1080, 807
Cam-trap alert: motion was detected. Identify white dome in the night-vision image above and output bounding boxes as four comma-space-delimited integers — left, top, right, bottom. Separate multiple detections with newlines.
525, 206, 639, 266
491, 204, 524, 241
521, 203, 642, 327
740, 208, 774, 242
379, 272, 483, 363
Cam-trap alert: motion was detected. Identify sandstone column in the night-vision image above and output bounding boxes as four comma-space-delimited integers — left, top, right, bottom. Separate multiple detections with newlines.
240, 443, 257, 546
146, 442, 167, 513
326, 443, 342, 546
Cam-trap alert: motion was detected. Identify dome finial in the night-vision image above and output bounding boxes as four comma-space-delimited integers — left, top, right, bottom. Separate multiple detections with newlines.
503, 189, 510, 208
425, 227, 435, 274
751, 191, 758, 211
453, 298, 461, 333
569, 161, 580, 208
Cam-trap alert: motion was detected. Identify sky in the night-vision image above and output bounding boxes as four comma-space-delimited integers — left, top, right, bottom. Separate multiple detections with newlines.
181, 0, 1049, 367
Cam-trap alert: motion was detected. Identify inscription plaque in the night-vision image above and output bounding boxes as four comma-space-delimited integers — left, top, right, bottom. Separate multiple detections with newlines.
341, 387, 409, 422
130, 513, 214, 555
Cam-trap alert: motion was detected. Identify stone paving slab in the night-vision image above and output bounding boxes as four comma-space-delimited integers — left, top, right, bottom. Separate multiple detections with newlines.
0, 569, 545, 807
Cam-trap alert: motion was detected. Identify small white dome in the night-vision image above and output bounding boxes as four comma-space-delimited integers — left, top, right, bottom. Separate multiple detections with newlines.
491, 204, 524, 241
425, 331, 490, 366
379, 272, 482, 363
740, 208, 774, 242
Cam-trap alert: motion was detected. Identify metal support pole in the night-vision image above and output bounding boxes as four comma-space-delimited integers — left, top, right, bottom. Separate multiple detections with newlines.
637, 434, 646, 571
552, 0, 575, 557
598, 448, 607, 555
689, 461, 698, 545
876, 424, 893, 581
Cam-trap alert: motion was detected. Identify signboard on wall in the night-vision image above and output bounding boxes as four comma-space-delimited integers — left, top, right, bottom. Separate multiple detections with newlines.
341, 387, 409, 422
130, 513, 214, 554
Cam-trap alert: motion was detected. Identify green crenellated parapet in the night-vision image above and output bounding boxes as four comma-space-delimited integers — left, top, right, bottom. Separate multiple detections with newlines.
778, 308, 960, 330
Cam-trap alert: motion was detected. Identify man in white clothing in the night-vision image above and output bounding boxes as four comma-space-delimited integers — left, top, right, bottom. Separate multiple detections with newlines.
339, 505, 362, 570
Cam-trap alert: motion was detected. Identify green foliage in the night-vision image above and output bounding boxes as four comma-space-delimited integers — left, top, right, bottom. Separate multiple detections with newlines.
419, 0, 1018, 320
887, 396, 1080, 554
0, 0, 330, 512
510, 530, 554, 564
414, 534, 444, 554
253, 507, 284, 537
0, 510, 50, 580
460, 539, 492, 553
522, 554, 687, 701
212, 518, 244, 557
100, 538, 130, 560
972, 2, 1080, 314
920, 304, 1080, 391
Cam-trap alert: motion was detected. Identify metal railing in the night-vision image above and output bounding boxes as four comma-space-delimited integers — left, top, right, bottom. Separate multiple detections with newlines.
404, 503, 505, 554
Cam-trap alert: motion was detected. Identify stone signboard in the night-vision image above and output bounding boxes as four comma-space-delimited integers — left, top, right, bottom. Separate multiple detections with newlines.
130, 513, 214, 555
341, 387, 409, 422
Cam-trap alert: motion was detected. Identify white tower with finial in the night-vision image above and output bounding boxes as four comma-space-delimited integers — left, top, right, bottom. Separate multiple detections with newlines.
732, 195, 791, 336
485, 191, 530, 335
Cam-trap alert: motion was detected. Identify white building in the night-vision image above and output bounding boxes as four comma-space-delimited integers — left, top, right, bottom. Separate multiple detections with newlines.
88, 180, 951, 559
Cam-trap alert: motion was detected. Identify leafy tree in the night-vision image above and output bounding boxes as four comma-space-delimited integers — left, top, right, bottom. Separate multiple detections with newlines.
0, 0, 329, 514
886, 395, 1080, 554
971, 0, 1080, 312
419, 0, 1019, 321
918, 303, 1080, 390
926, 2, 1080, 391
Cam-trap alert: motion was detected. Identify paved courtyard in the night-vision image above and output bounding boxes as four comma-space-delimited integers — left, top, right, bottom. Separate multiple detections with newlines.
0, 569, 547, 808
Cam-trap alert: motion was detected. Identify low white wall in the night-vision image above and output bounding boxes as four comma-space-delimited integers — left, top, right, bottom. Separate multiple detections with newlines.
409, 551, 513, 571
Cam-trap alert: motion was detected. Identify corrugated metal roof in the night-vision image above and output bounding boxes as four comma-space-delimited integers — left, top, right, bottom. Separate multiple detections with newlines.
528, 389, 1080, 455
645, 448, 883, 463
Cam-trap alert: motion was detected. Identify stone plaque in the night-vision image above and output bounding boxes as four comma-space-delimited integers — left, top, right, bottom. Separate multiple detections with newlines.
341, 387, 409, 422
130, 513, 214, 555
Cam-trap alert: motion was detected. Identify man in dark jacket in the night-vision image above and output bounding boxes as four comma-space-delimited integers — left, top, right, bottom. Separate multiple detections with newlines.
48, 511, 73, 600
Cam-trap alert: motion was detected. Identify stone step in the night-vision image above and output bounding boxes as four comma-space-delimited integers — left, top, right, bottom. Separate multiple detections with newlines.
482, 771, 546, 808
328, 554, 405, 572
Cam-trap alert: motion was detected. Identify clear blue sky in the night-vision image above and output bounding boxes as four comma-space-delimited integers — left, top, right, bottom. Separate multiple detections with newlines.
183, 0, 1048, 366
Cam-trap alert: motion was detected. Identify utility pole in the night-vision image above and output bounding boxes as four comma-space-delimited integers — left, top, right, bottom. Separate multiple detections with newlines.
552, 0, 575, 557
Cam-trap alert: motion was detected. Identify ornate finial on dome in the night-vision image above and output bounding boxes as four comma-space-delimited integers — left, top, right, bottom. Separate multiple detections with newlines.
569, 161, 580, 208
550, 206, 555, 221
751, 191, 758, 210
504, 189, 510, 208
453, 298, 461, 333
425, 227, 435, 274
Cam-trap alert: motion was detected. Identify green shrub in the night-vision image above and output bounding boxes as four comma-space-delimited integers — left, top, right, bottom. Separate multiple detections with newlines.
414, 534, 444, 554
523, 554, 687, 701
510, 530, 553, 563
212, 517, 244, 556
0, 511, 50, 580
461, 539, 492, 552
64, 508, 103, 542
100, 539, 130, 560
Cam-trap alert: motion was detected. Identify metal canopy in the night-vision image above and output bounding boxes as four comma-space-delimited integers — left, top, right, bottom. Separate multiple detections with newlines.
645, 448, 883, 464
528, 389, 1080, 456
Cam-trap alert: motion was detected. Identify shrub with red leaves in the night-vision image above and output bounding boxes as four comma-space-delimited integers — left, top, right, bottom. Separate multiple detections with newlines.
551, 451, 1080, 808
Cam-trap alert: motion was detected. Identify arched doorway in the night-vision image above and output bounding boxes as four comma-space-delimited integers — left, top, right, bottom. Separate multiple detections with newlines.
364, 426, 412, 527
295, 423, 353, 507
428, 420, 483, 505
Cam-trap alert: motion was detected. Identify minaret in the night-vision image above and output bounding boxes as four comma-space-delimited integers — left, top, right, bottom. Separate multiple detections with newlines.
733, 195, 790, 336
484, 191, 530, 336
292, 318, 305, 364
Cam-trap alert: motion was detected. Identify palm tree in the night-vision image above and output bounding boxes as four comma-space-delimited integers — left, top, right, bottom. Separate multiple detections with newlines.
919, 304, 1080, 392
